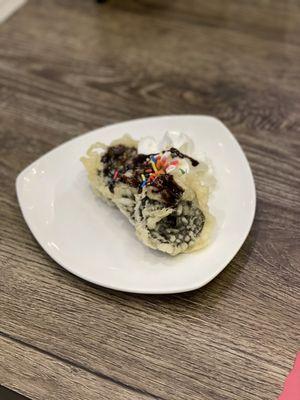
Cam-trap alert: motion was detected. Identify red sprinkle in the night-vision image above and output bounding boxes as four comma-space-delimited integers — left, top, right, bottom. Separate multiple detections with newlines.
170, 160, 179, 166
113, 169, 119, 180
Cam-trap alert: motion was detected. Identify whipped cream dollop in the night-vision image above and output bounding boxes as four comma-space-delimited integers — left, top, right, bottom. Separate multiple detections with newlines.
138, 131, 195, 175
138, 131, 194, 156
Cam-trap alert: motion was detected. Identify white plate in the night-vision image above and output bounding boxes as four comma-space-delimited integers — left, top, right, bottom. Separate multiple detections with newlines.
16, 116, 256, 294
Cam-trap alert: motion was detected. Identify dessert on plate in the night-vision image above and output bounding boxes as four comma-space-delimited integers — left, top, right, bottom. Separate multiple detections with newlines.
81, 131, 215, 256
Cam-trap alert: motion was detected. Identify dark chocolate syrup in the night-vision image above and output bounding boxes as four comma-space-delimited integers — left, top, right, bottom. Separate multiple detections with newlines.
101, 145, 197, 206
169, 147, 199, 167
150, 174, 183, 205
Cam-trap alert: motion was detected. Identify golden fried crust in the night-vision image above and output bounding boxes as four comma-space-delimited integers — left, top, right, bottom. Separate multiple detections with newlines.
81, 134, 215, 256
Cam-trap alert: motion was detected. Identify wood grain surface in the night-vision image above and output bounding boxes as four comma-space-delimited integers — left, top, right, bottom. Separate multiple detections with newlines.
0, 1, 299, 399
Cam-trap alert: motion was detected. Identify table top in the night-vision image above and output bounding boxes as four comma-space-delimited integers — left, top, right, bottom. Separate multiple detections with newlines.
0, 1, 299, 399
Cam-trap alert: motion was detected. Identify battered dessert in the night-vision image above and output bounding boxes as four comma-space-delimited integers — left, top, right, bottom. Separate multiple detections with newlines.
81, 132, 214, 255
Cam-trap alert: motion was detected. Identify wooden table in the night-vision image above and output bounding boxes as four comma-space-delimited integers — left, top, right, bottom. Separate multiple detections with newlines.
0, 1, 299, 399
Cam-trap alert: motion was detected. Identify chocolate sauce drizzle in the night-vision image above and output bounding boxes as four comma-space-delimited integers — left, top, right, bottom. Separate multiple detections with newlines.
100, 145, 198, 206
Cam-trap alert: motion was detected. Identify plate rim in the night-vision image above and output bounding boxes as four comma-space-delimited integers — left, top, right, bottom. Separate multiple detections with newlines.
16, 114, 256, 294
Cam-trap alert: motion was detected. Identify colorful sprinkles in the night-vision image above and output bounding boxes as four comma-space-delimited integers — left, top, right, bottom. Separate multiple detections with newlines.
110, 149, 188, 190
139, 151, 186, 189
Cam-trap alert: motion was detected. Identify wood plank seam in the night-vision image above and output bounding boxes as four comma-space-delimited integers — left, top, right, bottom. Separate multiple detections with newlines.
0, 331, 165, 400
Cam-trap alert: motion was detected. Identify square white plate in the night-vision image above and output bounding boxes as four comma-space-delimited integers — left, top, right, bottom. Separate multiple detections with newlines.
16, 116, 255, 294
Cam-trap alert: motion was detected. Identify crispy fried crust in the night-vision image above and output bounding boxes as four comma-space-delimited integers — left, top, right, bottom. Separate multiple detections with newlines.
81, 134, 215, 256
